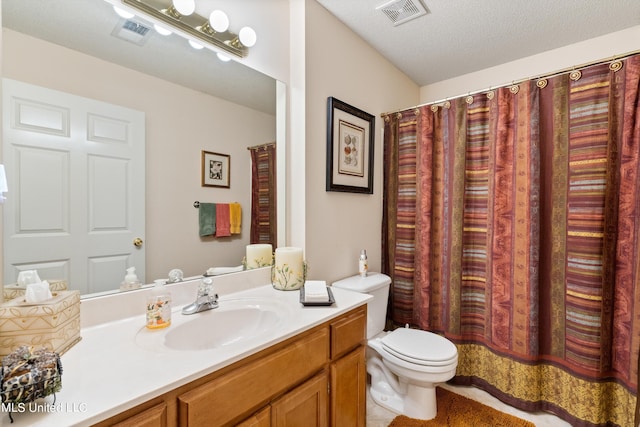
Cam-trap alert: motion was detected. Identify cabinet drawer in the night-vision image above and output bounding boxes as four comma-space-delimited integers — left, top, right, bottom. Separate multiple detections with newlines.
330, 306, 366, 359
178, 328, 329, 427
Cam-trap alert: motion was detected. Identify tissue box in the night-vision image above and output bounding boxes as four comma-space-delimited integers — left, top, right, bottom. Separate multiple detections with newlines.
0, 291, 81, 357
3, 280, 67, 301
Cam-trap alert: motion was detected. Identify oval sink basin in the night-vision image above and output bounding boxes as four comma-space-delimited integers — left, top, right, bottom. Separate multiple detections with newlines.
136, 297, 292, 352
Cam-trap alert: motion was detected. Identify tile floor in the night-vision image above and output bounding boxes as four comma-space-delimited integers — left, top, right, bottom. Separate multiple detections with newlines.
366, 382, 572, 427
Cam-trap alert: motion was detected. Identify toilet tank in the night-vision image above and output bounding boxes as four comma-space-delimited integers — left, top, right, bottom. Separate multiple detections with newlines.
332, 273, 391, 339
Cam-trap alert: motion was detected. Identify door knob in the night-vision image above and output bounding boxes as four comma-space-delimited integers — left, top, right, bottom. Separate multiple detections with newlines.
133, 238, 143, 247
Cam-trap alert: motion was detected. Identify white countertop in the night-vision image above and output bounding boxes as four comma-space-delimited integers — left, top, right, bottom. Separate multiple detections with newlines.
0, 276, 371, 426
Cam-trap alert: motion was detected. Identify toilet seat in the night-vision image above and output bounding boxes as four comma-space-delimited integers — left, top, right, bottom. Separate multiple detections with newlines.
380, 328, 457, 367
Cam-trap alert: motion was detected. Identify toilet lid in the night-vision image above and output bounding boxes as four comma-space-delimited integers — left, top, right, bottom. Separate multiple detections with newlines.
381, 328, 457, 366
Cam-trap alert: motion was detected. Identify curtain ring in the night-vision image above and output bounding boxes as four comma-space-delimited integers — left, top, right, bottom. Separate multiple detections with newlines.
569, 70, 582, 81
609, 60, 623, 72
430, 104, 439, 112
536, 79, 548, 89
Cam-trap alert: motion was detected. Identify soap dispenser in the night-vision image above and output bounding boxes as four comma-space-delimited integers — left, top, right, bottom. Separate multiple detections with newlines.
146, 279, 171, 329
120, 267, 141, 291
359, 249, 368, 277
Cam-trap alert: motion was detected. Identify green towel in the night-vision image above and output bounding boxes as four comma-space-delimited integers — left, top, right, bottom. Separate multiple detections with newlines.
199, 203, 216, 237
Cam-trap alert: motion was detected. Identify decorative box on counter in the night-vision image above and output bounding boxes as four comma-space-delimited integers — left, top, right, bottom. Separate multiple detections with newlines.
3, 280, 68, 301
1, 346, 62, 422
0, 291, 81, 357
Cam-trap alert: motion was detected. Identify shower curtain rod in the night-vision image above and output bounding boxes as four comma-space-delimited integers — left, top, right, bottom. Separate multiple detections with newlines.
381, 48, 640, 117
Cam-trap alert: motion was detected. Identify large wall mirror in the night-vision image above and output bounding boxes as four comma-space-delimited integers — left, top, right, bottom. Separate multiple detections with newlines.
1, 0, 282, 297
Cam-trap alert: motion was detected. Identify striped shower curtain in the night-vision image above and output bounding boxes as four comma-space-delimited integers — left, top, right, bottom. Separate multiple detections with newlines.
382, 54, 640, 426
249, 143, 277, 246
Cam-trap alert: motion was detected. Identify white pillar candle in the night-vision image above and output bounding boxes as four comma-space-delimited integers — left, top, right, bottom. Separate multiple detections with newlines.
246, 244, 273, 269
273, 247, 305, 290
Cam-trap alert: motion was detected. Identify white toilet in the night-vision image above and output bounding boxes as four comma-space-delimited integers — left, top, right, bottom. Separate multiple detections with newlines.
332, 273, 458, 420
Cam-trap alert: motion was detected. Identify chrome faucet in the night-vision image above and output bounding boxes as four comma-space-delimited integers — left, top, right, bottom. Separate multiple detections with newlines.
182, 277, 219, 315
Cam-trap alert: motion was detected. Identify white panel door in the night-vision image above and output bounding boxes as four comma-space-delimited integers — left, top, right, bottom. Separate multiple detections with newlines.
3, 79, 145, 295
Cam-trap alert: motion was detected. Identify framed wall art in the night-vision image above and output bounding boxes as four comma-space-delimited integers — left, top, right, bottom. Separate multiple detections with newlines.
326, 97, 375, 194
201, 150, 230, 188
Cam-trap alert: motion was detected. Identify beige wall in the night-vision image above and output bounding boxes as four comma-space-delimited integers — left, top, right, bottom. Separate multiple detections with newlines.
420, 25, 640, 103
303, 0, 419, 284
2, 30, 276, 285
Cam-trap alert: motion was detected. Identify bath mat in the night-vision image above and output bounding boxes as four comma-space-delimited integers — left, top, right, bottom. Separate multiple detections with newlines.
387, 387, 535, 427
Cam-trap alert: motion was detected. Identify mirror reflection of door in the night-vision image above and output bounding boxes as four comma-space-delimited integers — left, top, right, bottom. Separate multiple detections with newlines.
2, 79, 146, 294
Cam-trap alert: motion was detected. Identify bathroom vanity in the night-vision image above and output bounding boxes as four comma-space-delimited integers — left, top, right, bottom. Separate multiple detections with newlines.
0, 271, 370, 427
99, 304, 366, 427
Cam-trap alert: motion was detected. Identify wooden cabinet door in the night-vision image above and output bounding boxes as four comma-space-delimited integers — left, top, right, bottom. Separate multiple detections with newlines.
330, 346, 366, 427
271, 373, 328, 427
111, 402, 167, 427
179, 329, 328, 426
237, 407, 271, 427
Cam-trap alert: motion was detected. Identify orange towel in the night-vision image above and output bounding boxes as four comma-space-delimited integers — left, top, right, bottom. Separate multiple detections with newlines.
230, 203, 242, 234
216, 203, 231, 237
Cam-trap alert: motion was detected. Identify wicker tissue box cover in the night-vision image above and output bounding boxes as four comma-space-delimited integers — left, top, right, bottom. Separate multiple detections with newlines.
3, 280, 68, 301
0, 346, 62, 405
0, 291, 81, 357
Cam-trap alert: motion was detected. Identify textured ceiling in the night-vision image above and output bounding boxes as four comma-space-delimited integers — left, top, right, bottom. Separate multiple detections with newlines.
316, 0, 640, 86
2, 0, 276, 115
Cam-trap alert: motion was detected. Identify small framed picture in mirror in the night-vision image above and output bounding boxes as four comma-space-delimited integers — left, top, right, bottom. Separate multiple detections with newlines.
202, 151, 230, 188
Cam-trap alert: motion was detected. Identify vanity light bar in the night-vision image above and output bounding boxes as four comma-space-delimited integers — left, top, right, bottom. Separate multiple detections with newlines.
121, 0, 248, 58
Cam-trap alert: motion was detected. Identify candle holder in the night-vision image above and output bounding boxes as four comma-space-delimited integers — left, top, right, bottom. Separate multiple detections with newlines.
241, 254, 274, 270
245, 244, 274, 270
271, 247, 306, 291
271, 261, 307, 291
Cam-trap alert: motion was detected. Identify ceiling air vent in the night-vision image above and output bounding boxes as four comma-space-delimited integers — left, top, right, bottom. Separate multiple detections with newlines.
111, 19, 152, 46
376, 0, 429, 26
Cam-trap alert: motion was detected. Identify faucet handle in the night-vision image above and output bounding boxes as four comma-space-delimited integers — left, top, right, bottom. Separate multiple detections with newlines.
198, 277, 215, 296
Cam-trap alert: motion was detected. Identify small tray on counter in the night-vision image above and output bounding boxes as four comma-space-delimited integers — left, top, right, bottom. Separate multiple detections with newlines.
299, 286, 335, 306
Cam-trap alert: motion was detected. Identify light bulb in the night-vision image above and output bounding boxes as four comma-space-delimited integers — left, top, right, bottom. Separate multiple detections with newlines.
217, 53, 231, 62
172, 0, 195, 16
113, 6, 134, 19
188, 40, 204, 50
239, 27, 257, 47
209, 10, 229, 33
154, 24, 172, 36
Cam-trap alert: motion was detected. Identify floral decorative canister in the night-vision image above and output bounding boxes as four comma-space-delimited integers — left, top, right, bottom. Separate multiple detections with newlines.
245, 244, 273, 269
272, 247, 306, 290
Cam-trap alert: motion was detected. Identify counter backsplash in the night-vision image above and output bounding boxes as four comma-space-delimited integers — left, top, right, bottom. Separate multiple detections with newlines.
80, 267, 272, 328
